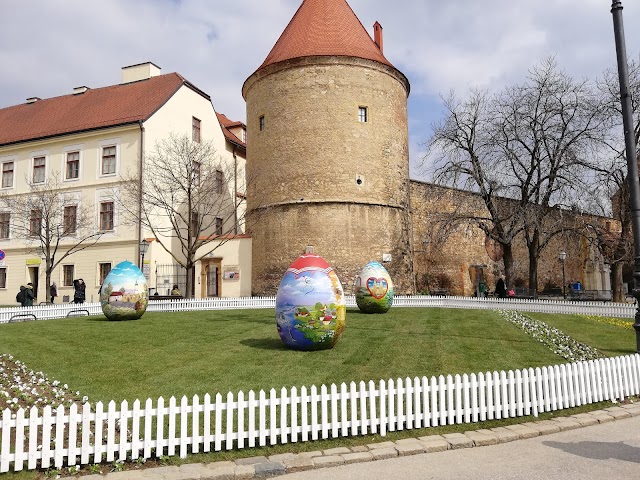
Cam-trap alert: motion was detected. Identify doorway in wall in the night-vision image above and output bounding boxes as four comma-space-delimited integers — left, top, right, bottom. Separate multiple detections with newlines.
28, 266, 39, 302
200, 259, 221, 297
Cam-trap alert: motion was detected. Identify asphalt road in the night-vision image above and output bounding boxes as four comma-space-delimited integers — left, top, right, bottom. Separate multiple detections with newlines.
279, 416, 640, 480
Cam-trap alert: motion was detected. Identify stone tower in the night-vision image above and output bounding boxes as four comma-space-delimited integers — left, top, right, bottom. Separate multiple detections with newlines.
243, 0, 414, 294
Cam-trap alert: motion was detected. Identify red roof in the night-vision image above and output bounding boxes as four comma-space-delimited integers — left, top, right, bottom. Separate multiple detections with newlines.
258, 0, 394, 71
216, 112, 246, 149
0, 73, 204, 147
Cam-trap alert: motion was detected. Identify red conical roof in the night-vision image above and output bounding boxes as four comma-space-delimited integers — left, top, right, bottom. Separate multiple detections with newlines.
258, 0, 394, 70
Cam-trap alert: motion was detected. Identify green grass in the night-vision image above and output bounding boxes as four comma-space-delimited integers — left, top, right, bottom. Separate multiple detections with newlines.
0, 307, 577, 403
526, 312, 636, 357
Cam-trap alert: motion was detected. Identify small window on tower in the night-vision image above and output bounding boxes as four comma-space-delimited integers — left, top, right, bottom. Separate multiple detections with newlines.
358, 106, 368, 123
259, 115, 265, 131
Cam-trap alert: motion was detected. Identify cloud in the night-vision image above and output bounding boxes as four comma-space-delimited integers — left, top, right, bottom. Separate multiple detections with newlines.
1, 0, 638, 179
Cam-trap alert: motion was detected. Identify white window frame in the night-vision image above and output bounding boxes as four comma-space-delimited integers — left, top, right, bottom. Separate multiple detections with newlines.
0, 211, 10, 240
98, 262, 112, 287
1, 157, 16, 190
97, 139, 120, 178
31, 155, 47, 184
95, 188, 118, 236
63, 145, 83, 182
63, 204, 78, 235
62, 264, 75, 287
358, 106, 368, 123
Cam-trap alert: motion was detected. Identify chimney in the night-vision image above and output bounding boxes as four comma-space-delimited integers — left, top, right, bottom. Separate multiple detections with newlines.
373, 21, 383, 53
26, 97, 41, 104
121, 62, 161, 84
73, 86, 89, 95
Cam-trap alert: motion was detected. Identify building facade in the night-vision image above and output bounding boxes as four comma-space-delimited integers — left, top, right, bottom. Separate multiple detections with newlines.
0, 63, 251, 304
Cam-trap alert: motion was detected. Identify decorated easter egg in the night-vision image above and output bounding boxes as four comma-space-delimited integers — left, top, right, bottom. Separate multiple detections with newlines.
100, 261, 148, 321
275, 254, 346, 351
355, 261, 394, 313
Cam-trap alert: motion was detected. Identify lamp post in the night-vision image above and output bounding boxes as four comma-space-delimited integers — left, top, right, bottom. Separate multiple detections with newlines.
139, 239, 149, 276
559, 251, 567, 300
611, 1, 640, 353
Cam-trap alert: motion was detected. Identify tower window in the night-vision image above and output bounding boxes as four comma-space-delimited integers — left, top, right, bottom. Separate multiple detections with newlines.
358, 107, 368, 123
259, 115, 265, 131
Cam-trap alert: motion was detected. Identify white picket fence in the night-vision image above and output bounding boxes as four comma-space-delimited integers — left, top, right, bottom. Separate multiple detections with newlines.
0, 295, 636, 324
1, 354, 639, 473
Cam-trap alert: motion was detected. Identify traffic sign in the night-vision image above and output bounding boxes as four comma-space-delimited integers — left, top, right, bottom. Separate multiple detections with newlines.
0, 250, 5, 261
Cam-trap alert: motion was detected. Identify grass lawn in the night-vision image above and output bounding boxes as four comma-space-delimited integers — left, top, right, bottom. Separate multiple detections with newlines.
0, 307, 622, 404
526, 312, 636, 357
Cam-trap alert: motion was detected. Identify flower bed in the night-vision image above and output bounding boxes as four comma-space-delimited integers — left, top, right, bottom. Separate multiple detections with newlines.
580, 314, 634, 330
497, 310, 603, 362
0, 354, 86, 412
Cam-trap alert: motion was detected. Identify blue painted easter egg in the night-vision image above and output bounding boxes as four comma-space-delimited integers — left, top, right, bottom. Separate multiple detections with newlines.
100, 261, 148, 320
275, 254, 346, 351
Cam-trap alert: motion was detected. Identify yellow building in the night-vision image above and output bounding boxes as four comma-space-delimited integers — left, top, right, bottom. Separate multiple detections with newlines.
0, 62, 251, 304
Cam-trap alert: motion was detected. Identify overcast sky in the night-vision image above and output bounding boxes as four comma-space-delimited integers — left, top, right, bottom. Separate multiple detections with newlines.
1, 0, 638, 179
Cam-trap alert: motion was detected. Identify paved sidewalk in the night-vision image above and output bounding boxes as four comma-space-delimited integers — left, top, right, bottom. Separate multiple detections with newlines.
59, 404, 640, 480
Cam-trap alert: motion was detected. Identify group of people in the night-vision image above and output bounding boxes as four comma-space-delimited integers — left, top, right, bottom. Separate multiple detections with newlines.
16, 279, 86, 306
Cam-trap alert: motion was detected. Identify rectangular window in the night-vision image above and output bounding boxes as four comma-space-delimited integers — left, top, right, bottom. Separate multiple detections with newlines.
358, 107, 368, 123
215, 217, 223, 236
0, 268, 5, 289
29, 209, 42, 237
216, 169, 223, 194
66, 151, 80, 179
99, 263, 112, 285
0, 213, 9, 239
63, 205, 77, 234
192, 161, 201, 186
63, 265, 74, 286
99, 202, 114, 231
192, 117, 201, 143
190, 212, 199, 235
1, 162, 14, 188
101, 146, 116, 175
33, 156, 46, 183
259, 115, 265, 131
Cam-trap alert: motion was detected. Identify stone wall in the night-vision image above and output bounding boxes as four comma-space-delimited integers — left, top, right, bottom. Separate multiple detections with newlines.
410, 181, 613, 296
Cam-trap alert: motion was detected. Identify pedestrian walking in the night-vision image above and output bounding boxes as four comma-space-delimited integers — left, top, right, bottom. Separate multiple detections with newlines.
495, 277, 507, 298
50, 282, 58, 303
16, 285, 26, 306
24, 283, 35, 306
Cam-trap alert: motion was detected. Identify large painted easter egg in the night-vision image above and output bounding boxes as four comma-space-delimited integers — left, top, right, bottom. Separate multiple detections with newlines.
100, 261, 148, 321
355, 261, 394, 313
275, 254, 346, 351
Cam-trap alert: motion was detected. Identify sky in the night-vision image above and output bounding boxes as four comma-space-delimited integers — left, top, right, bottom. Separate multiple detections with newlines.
1, 0, 638, 180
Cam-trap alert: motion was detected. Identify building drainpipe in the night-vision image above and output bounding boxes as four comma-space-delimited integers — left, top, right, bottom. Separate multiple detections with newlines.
137, 121, 145, 268
233, 148, 238, 235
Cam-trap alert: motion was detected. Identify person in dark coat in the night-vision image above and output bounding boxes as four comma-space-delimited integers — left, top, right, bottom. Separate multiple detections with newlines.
73, 279, 86, 304
50, 282, 58, 303
24, 283, 35, 306
495, 277, 507, 298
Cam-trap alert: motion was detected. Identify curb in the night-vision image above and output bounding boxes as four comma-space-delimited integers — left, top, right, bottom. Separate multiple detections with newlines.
60, 404, 640, 480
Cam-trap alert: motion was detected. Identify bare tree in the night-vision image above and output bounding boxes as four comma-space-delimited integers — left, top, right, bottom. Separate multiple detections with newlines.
0, 173, 104, 301
118, 134, 248, 298
492, 59, 610, 291
426, 89, 524, 288
587, 57, 640, 300
425, 59, 610, 292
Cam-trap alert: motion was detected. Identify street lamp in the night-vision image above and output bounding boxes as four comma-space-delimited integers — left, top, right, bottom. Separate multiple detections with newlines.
559, 251, 567, 300
611, 1, 640, 353
139, 239, 149, 274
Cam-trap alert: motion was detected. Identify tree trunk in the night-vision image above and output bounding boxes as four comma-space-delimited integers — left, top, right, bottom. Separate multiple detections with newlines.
528, 231, 540, 298
611, 262, 624, 303
45, 267, 52, 304
185, 264, 195, 299
503, 244, 515, 290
